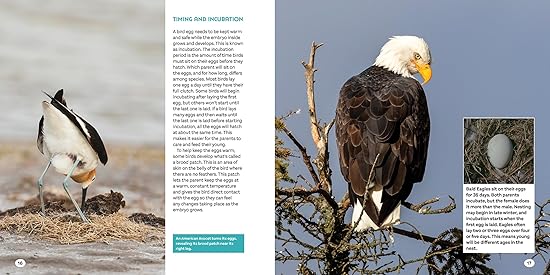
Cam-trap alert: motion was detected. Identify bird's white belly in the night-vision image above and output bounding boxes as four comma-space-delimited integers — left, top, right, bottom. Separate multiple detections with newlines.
42, 104, 99, 175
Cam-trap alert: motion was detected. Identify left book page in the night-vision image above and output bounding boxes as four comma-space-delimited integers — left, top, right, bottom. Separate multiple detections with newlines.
165, 0, 274, 274
0, 1, 273, 275
0, 1, 165, 274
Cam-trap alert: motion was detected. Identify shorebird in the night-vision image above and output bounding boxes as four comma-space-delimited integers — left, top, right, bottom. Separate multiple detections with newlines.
37, 89, 108, 222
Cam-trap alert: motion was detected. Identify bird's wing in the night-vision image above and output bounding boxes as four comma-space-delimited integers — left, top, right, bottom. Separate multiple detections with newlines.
42, 89, 109, 165
74, 113, 108, 165
53, 89, 67, 106
336, 73, 429, 225
37, 116, 44, 154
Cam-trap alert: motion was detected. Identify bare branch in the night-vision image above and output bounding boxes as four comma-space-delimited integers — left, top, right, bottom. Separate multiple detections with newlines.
324, 118, 335, 140
302, 42, 324, 146
279, 124, 321, 187
277, 186, 339, 211
403, 196, 456, 215
393, 226, 437, 244
299, 42, 335, 194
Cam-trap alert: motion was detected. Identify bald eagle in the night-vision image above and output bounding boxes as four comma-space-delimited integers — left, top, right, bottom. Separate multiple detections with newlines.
335, 36, 432, 231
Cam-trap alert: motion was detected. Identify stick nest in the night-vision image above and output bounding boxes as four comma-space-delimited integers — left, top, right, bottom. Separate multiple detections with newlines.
0, 213, 164, 245
0, 191, 164, 245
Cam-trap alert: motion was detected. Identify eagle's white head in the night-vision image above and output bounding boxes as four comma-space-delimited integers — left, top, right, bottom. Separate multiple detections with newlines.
373, 36, 432, 84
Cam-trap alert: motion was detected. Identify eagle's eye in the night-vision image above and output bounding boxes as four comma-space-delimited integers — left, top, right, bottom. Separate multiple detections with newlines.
414, 53, 421, 60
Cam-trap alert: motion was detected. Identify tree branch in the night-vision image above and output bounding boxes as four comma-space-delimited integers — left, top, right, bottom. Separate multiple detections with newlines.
279, 124, 321, 187
277, 186, 339, 210
403, 196, 456, 215
301, 41, 333, 193
301, 42, 324, 147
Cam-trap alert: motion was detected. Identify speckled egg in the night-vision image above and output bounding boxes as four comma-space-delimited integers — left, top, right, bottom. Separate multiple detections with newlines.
487, 134, 514, 169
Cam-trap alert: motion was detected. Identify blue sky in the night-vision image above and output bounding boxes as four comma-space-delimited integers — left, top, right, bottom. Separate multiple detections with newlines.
276, 0, 549, 273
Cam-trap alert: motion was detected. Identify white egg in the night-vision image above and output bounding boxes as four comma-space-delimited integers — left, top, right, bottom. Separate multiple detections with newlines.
487, 134, 514, 169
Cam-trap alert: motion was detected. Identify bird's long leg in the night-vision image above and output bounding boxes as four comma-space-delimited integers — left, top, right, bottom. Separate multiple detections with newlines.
81, 187, 88, 211
62, 158, 90, 223
37, 156, 54, 216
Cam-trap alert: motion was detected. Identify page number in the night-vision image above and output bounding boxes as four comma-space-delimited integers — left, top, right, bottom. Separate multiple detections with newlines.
523, 258, 535, 268
14, 259, 26, 268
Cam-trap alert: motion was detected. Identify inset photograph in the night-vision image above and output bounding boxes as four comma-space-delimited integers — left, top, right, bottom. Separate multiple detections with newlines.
464, 118, 534, 184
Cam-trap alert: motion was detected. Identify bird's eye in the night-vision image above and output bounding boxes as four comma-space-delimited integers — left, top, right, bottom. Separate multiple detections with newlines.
414, 53, 421, 60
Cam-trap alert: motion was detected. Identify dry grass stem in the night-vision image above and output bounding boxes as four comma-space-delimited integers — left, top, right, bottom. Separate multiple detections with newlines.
0, 213, 164, 245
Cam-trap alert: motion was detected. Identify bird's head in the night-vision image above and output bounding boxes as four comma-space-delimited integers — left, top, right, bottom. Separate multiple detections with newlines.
373, 36, 432, 85
71, 169, 96, 188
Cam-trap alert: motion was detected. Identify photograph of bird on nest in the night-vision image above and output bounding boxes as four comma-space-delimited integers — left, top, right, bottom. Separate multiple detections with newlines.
0, 1, 165, 274
37, 89, 109, 223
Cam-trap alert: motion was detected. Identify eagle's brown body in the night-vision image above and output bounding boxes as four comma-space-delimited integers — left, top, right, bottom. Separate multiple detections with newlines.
335, 65, 430, 230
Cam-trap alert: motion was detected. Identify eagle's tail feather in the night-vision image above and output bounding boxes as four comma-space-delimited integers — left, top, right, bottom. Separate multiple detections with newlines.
352, 188, 401, 231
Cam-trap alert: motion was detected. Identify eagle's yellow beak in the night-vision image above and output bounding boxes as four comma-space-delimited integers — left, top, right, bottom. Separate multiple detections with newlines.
414, 61, 432, 85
